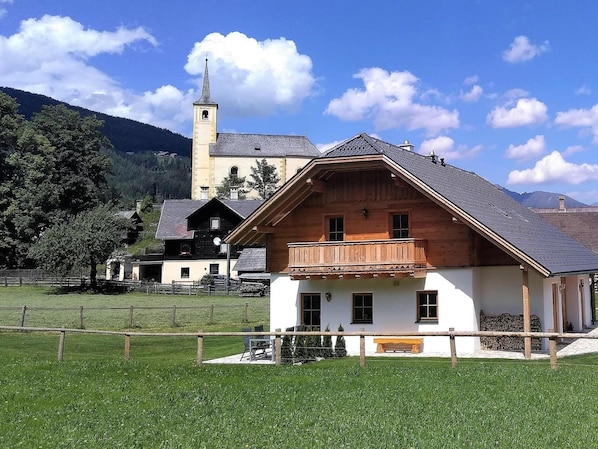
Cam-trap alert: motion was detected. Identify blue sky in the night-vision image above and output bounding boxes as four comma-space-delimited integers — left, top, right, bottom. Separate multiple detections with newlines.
2, 1, 598, 204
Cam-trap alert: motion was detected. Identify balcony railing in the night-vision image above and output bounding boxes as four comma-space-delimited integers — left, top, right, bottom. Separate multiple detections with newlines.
288, 239, 427, 278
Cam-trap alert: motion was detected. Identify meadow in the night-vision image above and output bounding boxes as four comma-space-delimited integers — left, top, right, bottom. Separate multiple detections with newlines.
2, 287, 598, 448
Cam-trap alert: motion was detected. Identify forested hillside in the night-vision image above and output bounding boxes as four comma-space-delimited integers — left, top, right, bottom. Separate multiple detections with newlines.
0, 87, 192, 156
0, 87, 192, 205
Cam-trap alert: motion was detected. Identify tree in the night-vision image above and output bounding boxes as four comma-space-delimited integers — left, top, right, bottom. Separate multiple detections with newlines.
247, 158, 280, 199
0, 93, 25, 266
0, 102, 113, 267
28, 104, 112, 217
29, 204, 131, 289
216, 174, 248, 199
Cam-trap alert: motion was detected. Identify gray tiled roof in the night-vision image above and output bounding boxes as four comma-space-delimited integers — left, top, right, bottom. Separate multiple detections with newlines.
210, 133, 320, 158
233, 247, 266, 273
156, 200, 206, 240
156, 199, 265, 240
220, 199, 265, 219
323, 133, 598, 276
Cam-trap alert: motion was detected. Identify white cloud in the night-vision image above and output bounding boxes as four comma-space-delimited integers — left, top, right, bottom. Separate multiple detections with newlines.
505, 135, 545, 160
486, 97, 548, 128
461, 85, 483, 103
563, 145, 585, 156
184, 32, 316, 117
463, 75, 479, 85
554, 104, 598, 144
575, 84, 591, 95
507, 151, 598, 185
502, 35, 550, 63
0, 15, 197, 133
418, 136, 482, 160
0, 0, 12, 19
325, 67, 459, 136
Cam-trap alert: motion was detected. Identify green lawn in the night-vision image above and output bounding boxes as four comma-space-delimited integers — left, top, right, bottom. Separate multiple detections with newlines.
2, 287, 598, 448
1, 353, 598, 448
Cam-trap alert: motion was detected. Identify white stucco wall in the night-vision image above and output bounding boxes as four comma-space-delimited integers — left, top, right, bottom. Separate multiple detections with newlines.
270, 267, 590, 356
161, 259, 238, 284
271, 268, 484, 356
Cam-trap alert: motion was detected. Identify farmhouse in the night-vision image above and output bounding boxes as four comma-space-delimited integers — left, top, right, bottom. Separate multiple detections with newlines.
191, 59, 320, 200
227, 133, 598, 356
133, 197, 263, 283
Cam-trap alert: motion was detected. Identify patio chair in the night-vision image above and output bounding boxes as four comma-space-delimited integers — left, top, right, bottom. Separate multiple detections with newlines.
240, 327, 252, 360
253, 324, 270, 356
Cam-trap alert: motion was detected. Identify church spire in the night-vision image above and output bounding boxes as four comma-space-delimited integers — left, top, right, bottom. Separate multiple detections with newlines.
196, 58, 215, 104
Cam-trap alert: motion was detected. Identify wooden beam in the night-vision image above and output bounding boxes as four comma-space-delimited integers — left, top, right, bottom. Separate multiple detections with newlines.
521, 267, 531, 359
306, 178, 326, 193
252, 225, 276, 234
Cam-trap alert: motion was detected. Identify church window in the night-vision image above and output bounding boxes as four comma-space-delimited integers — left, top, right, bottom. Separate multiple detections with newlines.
230, 166, 239, 177
202, 110, 209, 120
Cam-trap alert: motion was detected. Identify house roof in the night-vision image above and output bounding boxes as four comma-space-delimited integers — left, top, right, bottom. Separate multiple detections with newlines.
156, 200, 206, 240
210, 133, 320, 158
233, 247, 267, 273
116, 210, 142, 222
226, 133, 598, 277
155, 198, 265, 240
534, 207, 598, 255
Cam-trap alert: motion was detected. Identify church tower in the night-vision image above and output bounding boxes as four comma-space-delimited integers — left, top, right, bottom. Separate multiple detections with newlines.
191, 59, 218, 200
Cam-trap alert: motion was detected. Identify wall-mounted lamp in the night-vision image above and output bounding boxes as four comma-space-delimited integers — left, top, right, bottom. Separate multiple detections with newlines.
325, 292, 332, 302
580, 280, 585, 289
362, 207, 368, 218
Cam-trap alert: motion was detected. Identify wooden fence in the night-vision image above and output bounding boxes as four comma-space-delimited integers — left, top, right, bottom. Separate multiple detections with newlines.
0, 303, 253, 329
2, 326, 597, 370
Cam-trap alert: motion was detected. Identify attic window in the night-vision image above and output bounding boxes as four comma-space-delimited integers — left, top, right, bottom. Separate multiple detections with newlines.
210, 217, 221, 231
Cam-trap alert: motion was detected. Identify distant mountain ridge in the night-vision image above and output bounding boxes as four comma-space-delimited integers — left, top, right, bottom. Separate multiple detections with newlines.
0, 87, 192, 157
500, 187, 587, 209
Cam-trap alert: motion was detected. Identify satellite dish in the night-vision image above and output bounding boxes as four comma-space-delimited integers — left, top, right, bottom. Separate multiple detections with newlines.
213, 237, 222, 246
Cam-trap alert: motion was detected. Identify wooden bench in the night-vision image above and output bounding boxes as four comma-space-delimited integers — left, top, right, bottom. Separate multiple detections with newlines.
373, 338, 423, 354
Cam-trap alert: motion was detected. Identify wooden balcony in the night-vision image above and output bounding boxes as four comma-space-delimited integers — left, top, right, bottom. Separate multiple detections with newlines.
288, 239, 427, 279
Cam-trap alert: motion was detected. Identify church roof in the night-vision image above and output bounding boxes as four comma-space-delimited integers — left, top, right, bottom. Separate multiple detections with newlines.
210, 133, 320, 158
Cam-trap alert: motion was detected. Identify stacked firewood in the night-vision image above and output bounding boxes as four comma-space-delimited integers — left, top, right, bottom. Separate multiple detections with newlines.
479, 311, 542, 351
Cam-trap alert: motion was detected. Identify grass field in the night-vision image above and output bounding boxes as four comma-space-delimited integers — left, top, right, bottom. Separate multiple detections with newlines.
2, 287, 598, 448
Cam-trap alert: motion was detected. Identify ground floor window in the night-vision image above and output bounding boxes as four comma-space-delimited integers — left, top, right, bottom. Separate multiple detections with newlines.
301, 293, 321, 329
209, 264, 219, 275
352, 293, 373, 324
180, 267, 190, 279
417, 291, 438, 322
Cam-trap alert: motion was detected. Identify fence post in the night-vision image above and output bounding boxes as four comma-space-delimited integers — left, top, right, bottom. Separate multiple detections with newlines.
79, 306, 84, 329
19, 305, 27, 328
243, 303, 248, 323
172, 305, 177, 327
124, 334, 131, 361
57, 328, 66, 361
209, 304, 214, 324
275, 328, 281, 366
359, 328, 365, 367
128, 306, 134, 328
171, 280, 175, 294
449, 327, 458, 368
197, 332, 204, 366
549, 330, 558, 370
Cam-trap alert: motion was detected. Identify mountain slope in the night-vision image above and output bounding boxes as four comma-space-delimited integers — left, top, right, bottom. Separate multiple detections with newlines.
501, 187, 587, 208
0, 87, 192, 157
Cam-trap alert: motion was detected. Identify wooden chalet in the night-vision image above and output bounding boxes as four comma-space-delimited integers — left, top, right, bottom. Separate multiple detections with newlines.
227, 133, 598, 356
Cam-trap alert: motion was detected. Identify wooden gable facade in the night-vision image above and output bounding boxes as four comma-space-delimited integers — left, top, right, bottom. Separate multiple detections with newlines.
266, 167, 516, 278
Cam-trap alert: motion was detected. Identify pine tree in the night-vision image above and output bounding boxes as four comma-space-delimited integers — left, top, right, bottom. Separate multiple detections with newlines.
247, 158, 280, 199
322, 325, 334, 358
334, 324, 347, 357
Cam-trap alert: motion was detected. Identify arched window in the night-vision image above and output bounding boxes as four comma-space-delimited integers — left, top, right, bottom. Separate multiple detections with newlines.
202, 110, 209, 120
230, 166, 239, 177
